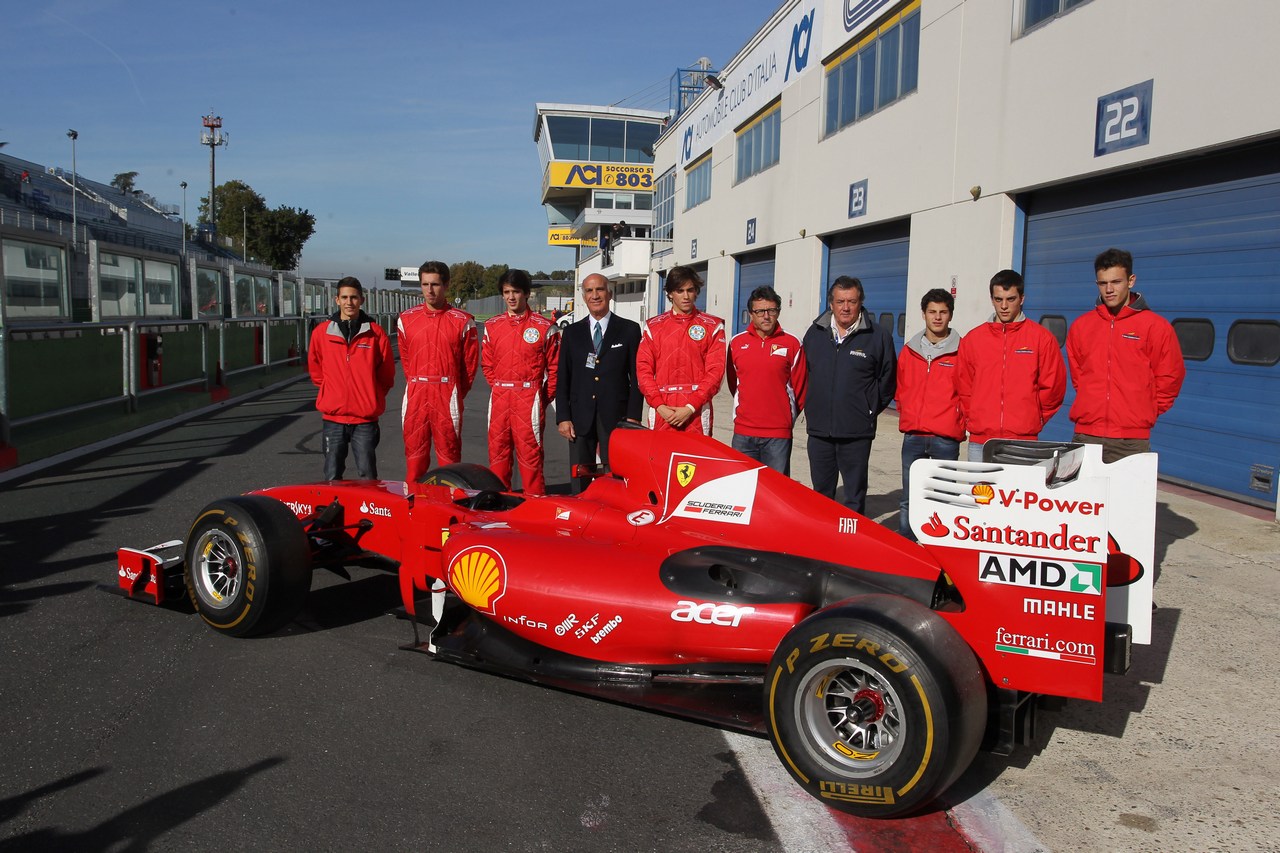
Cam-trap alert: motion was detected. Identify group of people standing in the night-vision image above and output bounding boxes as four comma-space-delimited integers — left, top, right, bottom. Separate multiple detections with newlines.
305, 248, 1184, 539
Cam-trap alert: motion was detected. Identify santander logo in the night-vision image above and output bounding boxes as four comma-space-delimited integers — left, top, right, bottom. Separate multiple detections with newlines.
920, 513, 950, 538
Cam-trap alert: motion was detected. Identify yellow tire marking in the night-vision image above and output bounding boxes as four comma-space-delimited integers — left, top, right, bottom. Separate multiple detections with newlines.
768, 664, 810, 784
896, 673, 934, 796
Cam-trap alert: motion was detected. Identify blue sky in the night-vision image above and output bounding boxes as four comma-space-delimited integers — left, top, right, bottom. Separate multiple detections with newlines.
5, 0, 777, 282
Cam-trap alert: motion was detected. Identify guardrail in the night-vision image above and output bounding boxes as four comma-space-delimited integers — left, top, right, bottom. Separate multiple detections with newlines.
0, 312, 402, 448
0, 316, 303, 443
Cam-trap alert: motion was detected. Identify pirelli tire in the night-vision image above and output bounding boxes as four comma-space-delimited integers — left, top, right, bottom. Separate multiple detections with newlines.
184, 496, 312, 638
764, 594, 987, 818
419, 463, 506, 491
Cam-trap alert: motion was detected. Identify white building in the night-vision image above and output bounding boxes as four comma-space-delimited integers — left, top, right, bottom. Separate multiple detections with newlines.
646, 0, 1280, 507
532, 103, 668, 323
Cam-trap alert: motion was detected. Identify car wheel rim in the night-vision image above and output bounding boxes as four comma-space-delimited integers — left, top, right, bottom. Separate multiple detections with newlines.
794, 658, 905, 776
192, 528, 242, 610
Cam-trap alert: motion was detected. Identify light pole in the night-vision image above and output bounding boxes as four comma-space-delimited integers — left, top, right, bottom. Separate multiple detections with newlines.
200, 112, 228, 238
66, 129, 78, 248
242, 207, 247, 261
180, 181, 188, 256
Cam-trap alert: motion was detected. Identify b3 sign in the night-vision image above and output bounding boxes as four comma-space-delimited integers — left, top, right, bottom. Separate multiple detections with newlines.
547, 162, 654, 191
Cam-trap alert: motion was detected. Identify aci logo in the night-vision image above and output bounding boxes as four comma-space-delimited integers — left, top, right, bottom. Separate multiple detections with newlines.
786, 9, 815, 81
682, 127, 694, 162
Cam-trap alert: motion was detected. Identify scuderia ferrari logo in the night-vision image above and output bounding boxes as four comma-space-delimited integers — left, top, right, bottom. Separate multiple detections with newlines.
664, 454, 760, 526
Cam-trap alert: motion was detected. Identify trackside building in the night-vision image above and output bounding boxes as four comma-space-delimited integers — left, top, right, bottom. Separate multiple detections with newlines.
646, 0, 1280, 508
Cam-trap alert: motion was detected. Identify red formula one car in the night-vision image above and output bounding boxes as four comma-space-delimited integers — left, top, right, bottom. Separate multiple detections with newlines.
116, 426, 1153, 818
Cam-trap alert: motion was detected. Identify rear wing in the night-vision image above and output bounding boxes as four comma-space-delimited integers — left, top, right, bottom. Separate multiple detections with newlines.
909, 441, 1157, 701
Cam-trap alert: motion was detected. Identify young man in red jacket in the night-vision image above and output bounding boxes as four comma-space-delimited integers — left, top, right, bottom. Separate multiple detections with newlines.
398, 261, 480, 480
308, 277, 395, 480
957, 269, 1066, 462
637, 266, 726, 434
482, 268, 560, 495
726, 285, 807, 475
895, 288, 963, 539
1066, 248, 1185, 462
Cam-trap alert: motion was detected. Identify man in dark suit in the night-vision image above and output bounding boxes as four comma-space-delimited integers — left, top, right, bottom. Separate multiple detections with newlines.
556, 273, 642, 492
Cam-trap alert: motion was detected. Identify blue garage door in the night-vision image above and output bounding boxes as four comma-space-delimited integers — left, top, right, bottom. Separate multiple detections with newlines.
1023, 144, 1280, 507
826, 220, 910, 354
733, 249, 776, 335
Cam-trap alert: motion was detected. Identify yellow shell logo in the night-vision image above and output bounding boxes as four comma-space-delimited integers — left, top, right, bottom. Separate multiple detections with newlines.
971, 483, 994, 505
676, 462, 697, 488
447, 547, 506, 614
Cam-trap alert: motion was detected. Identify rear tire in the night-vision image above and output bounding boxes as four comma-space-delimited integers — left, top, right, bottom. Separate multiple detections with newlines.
184, 496, 312, 637
419, 463, 506, 491
764, 594, 987, 818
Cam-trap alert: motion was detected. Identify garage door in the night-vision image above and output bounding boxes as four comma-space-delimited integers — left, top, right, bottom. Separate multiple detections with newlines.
733, 249, 776, 335
827, 220, 910, 354
1022, 143, 1280, 506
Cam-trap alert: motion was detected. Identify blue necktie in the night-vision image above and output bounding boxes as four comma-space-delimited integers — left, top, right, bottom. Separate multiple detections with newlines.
593, 322, 602, 354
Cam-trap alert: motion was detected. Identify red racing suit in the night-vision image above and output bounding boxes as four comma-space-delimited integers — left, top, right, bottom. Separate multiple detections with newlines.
307, 313, 395, 424
637, 309, 727, 434
895, 330, 964, 441
482, 311, 560, 495
726, 325, 807, 438
956, 315, 1065, 444
397, 305, 479, 479
1066, 294, 1185, 439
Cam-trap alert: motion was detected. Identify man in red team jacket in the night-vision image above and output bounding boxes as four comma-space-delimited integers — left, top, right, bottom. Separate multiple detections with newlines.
397, 261, 479, 480
1066, 248, 1185, 462
726, 285, 807, 475
482, 268, 560, 495
957, 269, 1066, 462
895, 288, 964, 539
308, 277, 395, 480
637, 265, 726, 434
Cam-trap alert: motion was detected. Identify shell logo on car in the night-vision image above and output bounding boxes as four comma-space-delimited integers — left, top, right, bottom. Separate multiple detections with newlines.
971, 483, 994, 505
447, 546, 507, 614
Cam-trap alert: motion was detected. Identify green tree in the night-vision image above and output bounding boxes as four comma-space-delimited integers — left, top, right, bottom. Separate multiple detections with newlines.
111, 171, 139, 194
255, 206, 316, 270
449, 261, 484, 304
479, 263, 509, 298
195, 180, 313, 268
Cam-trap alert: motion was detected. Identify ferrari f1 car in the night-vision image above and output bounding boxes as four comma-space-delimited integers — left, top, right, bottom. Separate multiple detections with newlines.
116, 426, 1156, 818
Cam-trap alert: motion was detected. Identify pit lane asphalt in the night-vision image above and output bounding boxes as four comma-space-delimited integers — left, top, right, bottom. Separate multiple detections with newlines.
1, 374, 1276, 852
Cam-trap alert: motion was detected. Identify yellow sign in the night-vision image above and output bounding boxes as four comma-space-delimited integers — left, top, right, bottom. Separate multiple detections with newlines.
547, 228, 593, 247
547, 161, 654, 191
676, 462, 696, 488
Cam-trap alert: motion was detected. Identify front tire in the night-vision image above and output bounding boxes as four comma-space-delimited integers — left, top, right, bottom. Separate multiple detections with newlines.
765, 595, 987, 818
185, 496, 312, 637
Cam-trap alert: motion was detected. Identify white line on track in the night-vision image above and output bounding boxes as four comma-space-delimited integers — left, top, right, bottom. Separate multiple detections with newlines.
721, 730, 852, 851
724, 730, 1049, 853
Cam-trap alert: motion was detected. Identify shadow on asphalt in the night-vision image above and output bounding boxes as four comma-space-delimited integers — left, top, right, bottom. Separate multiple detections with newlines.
0, 758, 284, 851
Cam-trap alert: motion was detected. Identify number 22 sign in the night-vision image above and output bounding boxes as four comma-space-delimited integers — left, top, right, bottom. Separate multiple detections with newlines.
1095, 79, 1154, 157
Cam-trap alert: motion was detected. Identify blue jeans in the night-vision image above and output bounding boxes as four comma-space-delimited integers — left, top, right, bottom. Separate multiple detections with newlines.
807, 435, 872, 515
323, 419, 380, 480
731, 433, 793, 476
900, 434, 961, 539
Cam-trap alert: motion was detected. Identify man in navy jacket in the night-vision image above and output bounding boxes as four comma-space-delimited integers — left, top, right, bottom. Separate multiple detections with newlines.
802, 277, 897, 515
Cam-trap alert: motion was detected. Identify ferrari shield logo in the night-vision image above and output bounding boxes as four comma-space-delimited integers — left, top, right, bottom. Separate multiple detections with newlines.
676, 462, 697, 487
